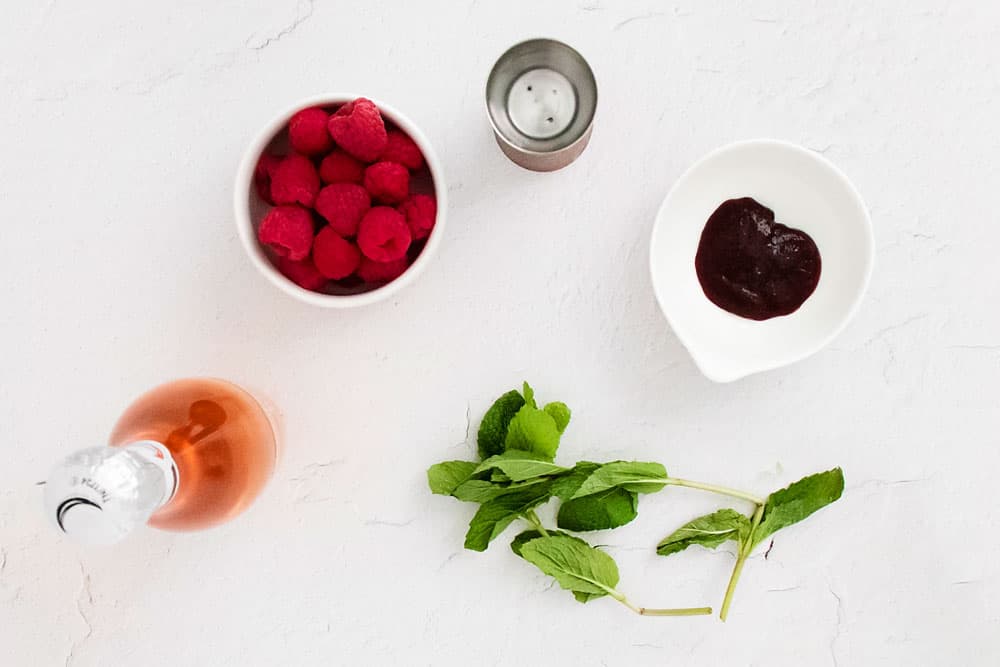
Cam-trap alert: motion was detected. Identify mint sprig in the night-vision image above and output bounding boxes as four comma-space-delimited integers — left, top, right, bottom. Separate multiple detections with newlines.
502, 383, 564, 460
427, 382, 844, 622
657, 467, 845, 620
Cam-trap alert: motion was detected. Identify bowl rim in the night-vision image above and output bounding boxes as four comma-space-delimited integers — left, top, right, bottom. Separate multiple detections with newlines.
233, 93, 447, 308
649, 138, 875, 382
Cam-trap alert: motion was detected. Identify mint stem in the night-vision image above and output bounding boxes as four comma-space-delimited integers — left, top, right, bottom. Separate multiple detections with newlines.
664, 477, 766, 505
523, 509, 550, 537
614, 592, 712, 616
719, 502, 764, 621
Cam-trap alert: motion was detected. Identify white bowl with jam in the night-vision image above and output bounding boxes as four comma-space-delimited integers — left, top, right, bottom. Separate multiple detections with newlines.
649, 139, 874, 382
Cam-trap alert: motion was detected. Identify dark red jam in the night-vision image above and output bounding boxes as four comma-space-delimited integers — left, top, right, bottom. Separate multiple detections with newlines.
695, 197, 821, 321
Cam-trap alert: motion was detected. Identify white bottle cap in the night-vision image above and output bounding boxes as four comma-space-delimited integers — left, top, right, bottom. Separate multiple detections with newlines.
44, 442, 178, 546
54, 497, 129, 546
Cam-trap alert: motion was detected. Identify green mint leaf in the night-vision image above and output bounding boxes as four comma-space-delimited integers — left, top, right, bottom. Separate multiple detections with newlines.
452, 477, 551, 503
510, 528, 571, 557
463, 483, 553, 551
519, 535, 620, 602
572, 591, 602, 603
570, 461, 669, 498
510, 529, 547, 558
551, 461, 601, 500
427, 461, 478, 495
543, 402, 571, 434
490, 470, 512, 483
504, 405, 562, 460
656, 509, 751, 556
753, 468, 845, 546
477, 390, 526, 459
511, 531, 606, 603
473, 450, 569, 482
522, 381, 536, 408
452, 480, 502, 503
557, 487, 639, 531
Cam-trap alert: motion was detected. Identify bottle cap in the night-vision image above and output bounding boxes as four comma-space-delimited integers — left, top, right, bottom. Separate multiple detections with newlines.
52, 496, 129, 546
44, 442, 177, 546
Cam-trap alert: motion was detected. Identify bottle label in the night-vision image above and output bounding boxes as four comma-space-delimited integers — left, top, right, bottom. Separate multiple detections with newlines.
126, 441, 180, 505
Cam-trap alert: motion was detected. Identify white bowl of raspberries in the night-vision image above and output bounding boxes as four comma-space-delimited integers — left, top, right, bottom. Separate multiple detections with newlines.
234, 95, 445, 307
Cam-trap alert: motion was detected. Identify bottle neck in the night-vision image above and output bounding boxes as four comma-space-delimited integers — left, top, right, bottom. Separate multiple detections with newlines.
125, 440, 179, 509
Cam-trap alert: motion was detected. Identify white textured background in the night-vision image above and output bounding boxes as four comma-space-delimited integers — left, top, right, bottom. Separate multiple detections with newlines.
2, 1, 998, 665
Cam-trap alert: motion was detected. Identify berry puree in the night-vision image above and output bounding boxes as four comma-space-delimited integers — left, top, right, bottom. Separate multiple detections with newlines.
695, 197, 821, 321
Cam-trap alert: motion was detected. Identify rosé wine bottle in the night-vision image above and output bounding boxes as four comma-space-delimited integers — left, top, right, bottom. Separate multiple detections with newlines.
45, 378, 276, 545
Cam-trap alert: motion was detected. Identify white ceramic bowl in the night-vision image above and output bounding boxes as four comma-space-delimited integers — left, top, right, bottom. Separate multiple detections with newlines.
234, 94, 446, 308
649, 139, 873, 382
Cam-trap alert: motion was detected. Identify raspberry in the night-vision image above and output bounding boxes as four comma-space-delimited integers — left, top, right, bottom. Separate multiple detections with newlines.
319, 149, 365, 185
357, 206, 411, 262
326, 98, 387, 162
253, 154, 281, 204
314, 183, 370, 237
258, 205, 314, 261
380, 130, 424, 170
312, 226, 361, 279
357, 256, 409, 284
398, 194, 437, 240
276, 256, 327, 290
363, 161, 409, 204
288, 107, 333, 156
270, 154, 320, 207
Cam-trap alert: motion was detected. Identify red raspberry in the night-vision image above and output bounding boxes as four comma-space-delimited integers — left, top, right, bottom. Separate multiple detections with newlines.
380, 130, 424, 170
357, 256, 409, 284
312, 226, 361, 279
357, 206, 411, 262
276, 255, 327, 291
398, 194, 437, 240
253, 154, 281, 204
258, 205, 314, 261
326, 98, 387, 162
270, 154, 320, 207
363, 161, 409, 204
319, 149, 365, 185
288, 107, 333, 156
314, 184, 370, 237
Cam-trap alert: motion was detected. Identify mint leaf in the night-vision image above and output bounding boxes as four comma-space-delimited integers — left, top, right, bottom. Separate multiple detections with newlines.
522, 381, 536, 408
511, 530, 604, 604
477, 390, 525, 459
504, 406, 562, 460
753, 468, 845, 546
510, 529, 547, 558
452, 480, 503, 503
543, 402, 571, 434
552, 461, 601, 500
509, 528, 569, 557
452, 477, 551, 503
464, 484, 553, 551
519, 535, 620, 602
557, 487, 638, 531
473, 450, 569, 482
553, 462, 648, 531
656, 509, 751, 556
427, 461, 477, 495
570, 461, 669, 498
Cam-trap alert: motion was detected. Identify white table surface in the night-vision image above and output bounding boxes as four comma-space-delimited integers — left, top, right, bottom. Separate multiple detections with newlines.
2, 1, 998, 665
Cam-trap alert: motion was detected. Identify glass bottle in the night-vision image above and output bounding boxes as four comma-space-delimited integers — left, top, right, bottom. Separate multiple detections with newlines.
45, 378, 276, 545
